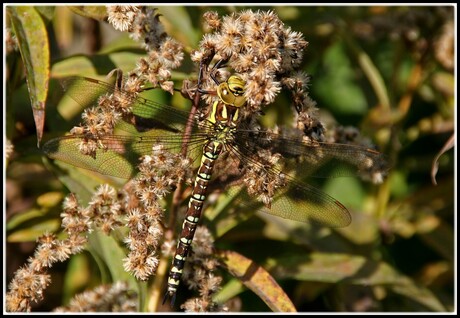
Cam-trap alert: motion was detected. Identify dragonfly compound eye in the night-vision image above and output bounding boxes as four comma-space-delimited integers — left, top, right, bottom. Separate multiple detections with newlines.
217, 75, 247, 107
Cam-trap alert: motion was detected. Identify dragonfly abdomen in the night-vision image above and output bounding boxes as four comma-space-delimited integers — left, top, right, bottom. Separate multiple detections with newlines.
165, 140, 223, 300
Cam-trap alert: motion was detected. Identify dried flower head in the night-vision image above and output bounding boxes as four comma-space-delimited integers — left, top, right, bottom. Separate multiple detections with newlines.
134, 144, 192, 207
123, 250, 159, 281
118, 144, 192, 281
5, 138, 14, 161
107, 5, 140, 32
192, 9, 310, 117
243, 149, 287, 207
107, 6, 184, 93
71, 6, 185, 158
6, 267, 51, 312
181, 297, 228, 313
6, 213, 88, 312
53, 281, 138, 312
7, 187, 130, 312
86, 184, 124, 235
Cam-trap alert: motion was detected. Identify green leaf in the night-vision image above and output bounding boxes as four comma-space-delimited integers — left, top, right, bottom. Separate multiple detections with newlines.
205, 186, 257, 238
213, 278, 245, 304
62, 253, 92, 304
35, 6, 55, 23
6, 192, 62, 241
266, 252, 445, 311
217, 249, 297, 312
98, 34, 141, 54
7, 207, 48, 231
7, 218, 61, 242
339, 23, 391, 111
314, 42, 367, 115
416, 215, 454, 262
51, 52, 147, 79
158, 6, 200, 48
9, 6, 50, 145
87, 231, 139, 293
322, 175, 365, 211
36, 191, 65, 208
68, 6, 107, 20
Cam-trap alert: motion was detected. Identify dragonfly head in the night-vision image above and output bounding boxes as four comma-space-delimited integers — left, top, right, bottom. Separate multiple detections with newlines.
217, 75, 246, 108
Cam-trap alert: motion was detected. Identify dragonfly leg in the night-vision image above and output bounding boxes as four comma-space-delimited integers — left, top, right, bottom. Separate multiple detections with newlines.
196, 57, 230, 95
209, 58, 229, 85
162, 289, 177, 307
196, 87, 217, 95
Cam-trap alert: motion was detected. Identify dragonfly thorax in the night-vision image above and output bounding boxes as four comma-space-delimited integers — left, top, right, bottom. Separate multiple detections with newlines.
207, 74, 247, 129
208, 100, 241, 127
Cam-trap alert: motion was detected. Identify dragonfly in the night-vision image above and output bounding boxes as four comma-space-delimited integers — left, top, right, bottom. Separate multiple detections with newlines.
43, 69, 389, 306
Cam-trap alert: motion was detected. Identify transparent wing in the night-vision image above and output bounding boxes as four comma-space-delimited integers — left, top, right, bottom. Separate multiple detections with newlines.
43, 132, 207, 180
234, 129, 390, 179
261, 179, 352, 227
60, 76, 197, 130
228, 129, 389, 227
45, 76, 210, 179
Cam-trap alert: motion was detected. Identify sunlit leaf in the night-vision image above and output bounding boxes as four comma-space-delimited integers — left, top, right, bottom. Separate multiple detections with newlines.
9, 6, 50, 145
266, 252, 445, 311
217, 249, 296, 312
416, 215, 454, 262
7, 219, 61, 242
159, 6, 200, 48
213, 278, 245, 304
51, 52, 146, 79
35, 6, 55, 22
87, 231, 139, 294
7, 208, 49, 231
431, 134, 454, 185
68, 6, 108, 20
36, 191, 65, 208
342, 27, 391, 110
313, 42, 367, 115
63, 254, 92, 304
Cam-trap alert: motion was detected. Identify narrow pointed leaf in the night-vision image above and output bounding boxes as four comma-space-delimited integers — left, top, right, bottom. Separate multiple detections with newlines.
9, 6, 50, 146
216, 249, 296, 312
266, 253, 445, 311
87, 231, 139, 294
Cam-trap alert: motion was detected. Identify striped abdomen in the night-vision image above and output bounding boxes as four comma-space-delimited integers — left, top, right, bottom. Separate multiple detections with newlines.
165, 140, 223, 299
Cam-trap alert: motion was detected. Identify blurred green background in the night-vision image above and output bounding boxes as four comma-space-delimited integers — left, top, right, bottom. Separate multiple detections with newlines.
5, 5, 455, 312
